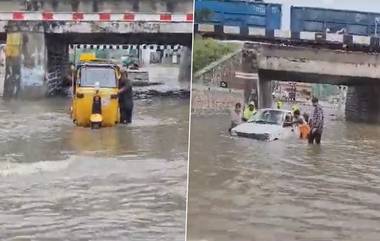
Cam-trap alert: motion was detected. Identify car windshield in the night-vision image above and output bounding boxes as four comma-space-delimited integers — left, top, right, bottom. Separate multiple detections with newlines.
249, 110, 285, 125
79, 66, 117, 88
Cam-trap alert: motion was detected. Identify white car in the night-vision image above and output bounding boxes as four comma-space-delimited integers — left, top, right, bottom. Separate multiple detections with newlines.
231, 109, 295, 141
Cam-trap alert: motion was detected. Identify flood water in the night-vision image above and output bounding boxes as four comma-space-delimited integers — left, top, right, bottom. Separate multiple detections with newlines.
0, 97, 189, 241
188, 104, 380, 241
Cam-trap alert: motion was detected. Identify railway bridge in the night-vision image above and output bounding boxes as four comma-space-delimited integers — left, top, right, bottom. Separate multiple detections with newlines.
196, 23, 380, 122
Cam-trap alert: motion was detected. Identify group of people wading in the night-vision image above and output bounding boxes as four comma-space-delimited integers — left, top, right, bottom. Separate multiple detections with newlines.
229, 101, 257, 131
230, 97, 324, 144
291, 97, 324, 144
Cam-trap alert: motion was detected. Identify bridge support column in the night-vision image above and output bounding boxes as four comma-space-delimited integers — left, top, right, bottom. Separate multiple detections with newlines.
345, 85, 380, 122
241, 48, 258, 105
178, 46, 191, 82
4, 22, 47, 99
257, 76, 273, 109
46, 36, 69, 96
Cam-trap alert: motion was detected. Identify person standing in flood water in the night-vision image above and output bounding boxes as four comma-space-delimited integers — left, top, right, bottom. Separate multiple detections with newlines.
118, 69, 134, 124
308, 97, 324, 144
242, 101, 256, 122
293, 109, 310, 139
229, 102, 242, 132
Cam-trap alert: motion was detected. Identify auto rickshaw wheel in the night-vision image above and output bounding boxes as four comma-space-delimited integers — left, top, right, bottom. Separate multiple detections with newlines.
91, 122, 101, 129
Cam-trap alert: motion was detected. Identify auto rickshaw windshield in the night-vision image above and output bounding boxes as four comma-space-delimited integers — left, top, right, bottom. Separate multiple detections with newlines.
79, 66, 117, 88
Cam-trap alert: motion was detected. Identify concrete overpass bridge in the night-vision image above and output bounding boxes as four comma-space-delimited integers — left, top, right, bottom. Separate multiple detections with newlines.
196, 23, 380, 122
2, 11, 193, 98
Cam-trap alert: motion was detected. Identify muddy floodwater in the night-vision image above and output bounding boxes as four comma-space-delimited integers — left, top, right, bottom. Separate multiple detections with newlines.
188, 105, 380, 241
0, 97, 189, 241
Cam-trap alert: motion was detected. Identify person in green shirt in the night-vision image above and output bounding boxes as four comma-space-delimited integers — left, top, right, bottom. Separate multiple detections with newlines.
242, 102, 256, 122
292, 104, 300, 113
276, 100, 283, 109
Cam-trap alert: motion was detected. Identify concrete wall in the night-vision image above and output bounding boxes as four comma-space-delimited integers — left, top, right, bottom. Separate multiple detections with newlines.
345, 86, 380, 123
0, 44, 5, 96
46, 36, 69, 96
191, 84, 244, 114
4, 29, 47, 99
43, 22, 193, 35
192, 49, 255, 113
194, 49, 242, 87
20, 32, 47, 97
194, 48, 258, 105
178, 46, 191, 82
192, 48, 261, 112
0, 0, 193, 13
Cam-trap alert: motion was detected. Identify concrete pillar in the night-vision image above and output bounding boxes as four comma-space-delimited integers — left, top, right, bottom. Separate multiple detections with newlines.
178, 46, 191, 82
257, 75, 273, 109
0, 44, 5, 96
140, 47, 151, 66
4, 22, 47, 99
345, 85, 380, 122
241, 48, 258, 105
46, 36, 69, 96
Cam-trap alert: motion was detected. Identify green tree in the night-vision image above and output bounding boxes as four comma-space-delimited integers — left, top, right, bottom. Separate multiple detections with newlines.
193, 35, 239, 73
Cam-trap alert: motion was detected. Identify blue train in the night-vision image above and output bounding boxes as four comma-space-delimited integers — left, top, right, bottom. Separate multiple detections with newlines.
195, 0, 380, 36
195, 0, 282, 30
291, 7, 380, 36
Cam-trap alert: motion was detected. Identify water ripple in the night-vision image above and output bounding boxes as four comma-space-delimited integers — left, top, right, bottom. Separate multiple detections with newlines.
188, 113, 380, 241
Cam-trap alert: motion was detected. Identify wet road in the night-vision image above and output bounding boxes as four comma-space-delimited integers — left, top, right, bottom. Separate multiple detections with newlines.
188, 105, 380, 241
0, 97, 189, 241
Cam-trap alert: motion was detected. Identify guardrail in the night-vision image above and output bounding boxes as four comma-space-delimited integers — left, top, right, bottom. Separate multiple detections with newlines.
195, 23, 380, 50
0, 12, 193, 22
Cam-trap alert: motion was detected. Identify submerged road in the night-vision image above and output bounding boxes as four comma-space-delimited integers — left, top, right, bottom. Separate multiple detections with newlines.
188, 104, 380, 241
0, 97, 189, 240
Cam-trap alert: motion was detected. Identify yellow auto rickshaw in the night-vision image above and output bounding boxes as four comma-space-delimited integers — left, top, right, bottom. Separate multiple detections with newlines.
71, 53, 121, 128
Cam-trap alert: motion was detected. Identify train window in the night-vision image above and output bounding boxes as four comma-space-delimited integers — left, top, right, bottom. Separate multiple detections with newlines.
325, 22, 346, 33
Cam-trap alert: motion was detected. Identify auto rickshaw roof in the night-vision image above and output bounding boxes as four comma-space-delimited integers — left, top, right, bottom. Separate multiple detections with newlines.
76, 62, 118, 69
77, 54, 119, 66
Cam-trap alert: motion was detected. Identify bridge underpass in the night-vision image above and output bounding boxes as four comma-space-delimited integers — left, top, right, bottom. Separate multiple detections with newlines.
2, 12, 193, 98
242, 42, 380, 123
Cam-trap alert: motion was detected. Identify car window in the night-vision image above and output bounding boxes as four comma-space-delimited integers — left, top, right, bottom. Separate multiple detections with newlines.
251, 110, 284, 125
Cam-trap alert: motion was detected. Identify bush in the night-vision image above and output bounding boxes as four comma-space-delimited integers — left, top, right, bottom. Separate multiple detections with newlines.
193, 35, 239, 73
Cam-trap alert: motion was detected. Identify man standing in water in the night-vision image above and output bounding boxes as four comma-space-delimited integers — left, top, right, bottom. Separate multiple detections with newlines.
229, 102, 242, 133
293, 109, 310, 139
308, 97, 324, 144
242, 101, 256, 122
118, 68, 134, 124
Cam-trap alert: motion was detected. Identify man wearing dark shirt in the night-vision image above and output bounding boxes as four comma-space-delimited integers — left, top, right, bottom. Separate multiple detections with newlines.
308, 97, 324, 144
118, 69, 134, 124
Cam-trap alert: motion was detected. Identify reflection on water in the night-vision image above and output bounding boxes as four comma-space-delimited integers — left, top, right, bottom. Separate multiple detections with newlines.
188, 107, 380, 241
0, 97, 189, 241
